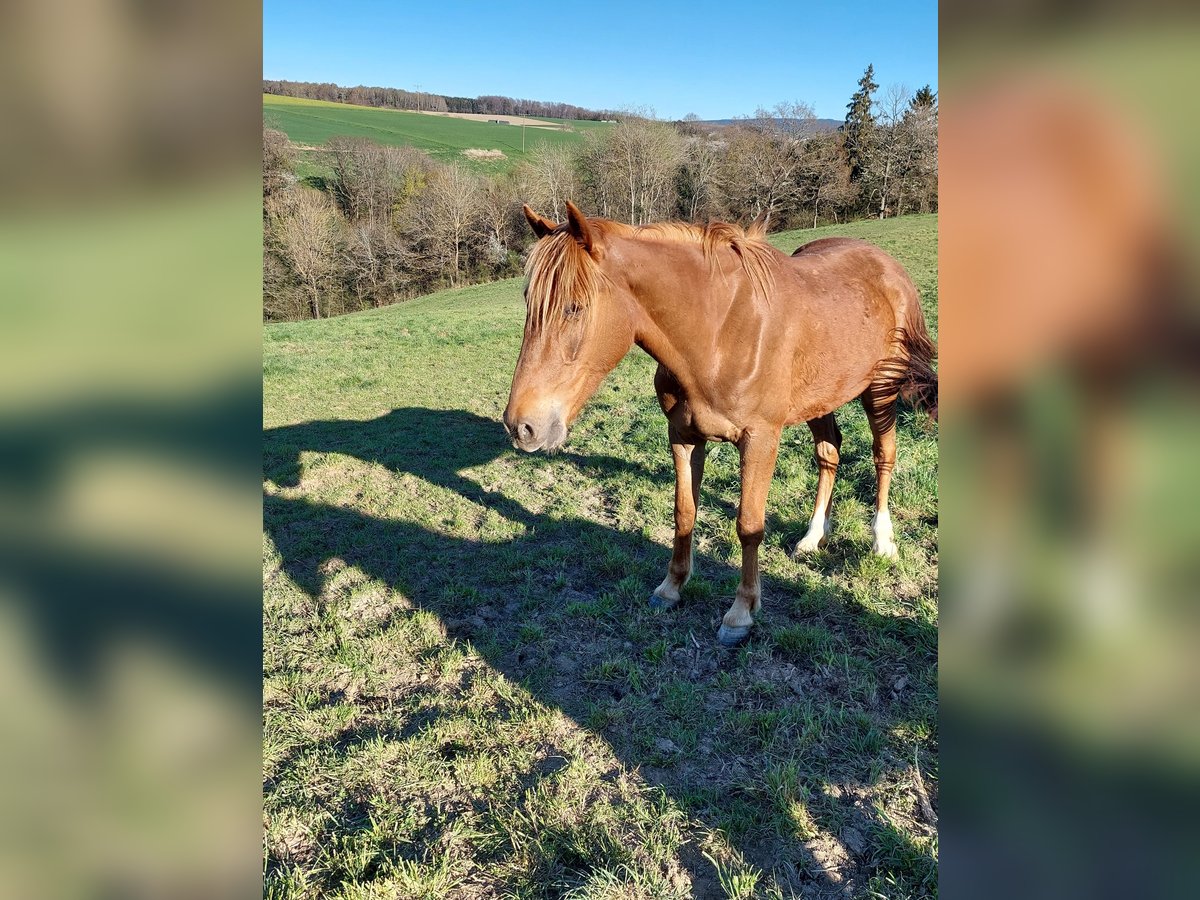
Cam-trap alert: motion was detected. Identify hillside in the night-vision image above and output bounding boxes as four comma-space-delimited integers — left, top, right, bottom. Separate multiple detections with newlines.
263, 94, 604, 172
264, 214, 938, 898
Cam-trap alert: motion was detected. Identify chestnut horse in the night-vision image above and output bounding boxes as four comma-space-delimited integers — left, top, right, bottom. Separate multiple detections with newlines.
504, 201, 936, 646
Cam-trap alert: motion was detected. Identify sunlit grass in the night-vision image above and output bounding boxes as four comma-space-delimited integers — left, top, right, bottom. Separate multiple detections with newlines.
264, 214, 938, 897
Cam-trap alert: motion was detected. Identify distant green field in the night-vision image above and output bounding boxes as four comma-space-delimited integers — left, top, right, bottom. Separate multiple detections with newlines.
264, 215, 938, 898
531, 115, 615, 131
263, 95, 603, 172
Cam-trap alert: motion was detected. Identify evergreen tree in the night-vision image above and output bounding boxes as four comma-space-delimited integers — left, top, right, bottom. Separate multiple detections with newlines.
843, 64, 878, 185
910, 84, 937, 111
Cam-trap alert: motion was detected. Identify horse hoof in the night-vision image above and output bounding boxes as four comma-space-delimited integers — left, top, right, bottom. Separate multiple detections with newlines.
649, 593, 667, 611
793, 537, 825, 556
717, 623, 752, 647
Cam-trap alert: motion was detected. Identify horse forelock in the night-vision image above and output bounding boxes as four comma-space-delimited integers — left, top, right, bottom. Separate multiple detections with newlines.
523, 230, 607, 333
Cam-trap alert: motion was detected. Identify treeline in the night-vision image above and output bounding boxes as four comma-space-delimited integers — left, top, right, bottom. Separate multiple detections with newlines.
263, 79, 613, 121
263, 66, 936, 321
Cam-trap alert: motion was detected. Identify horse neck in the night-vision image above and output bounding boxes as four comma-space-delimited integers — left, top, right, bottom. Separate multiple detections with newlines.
604, 236, 732, 382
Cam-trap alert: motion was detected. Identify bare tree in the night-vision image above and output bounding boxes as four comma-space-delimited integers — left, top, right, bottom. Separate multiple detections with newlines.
263, 127, 296, 197
266, 188, 343, 319
896, 89, 938, 215
517, 143, 578, 223
477, 176, 523, 271
865, 84, 910, 219
327, 138, 432, 223
580, 117, 684, 224
798, 132, 855, 227
576, 133, 620, 219
676, 135, 722, 221
714, 127, 792, 220
714, 101, 818, 224
341, 218, 414, 309
411, 164, 483, 287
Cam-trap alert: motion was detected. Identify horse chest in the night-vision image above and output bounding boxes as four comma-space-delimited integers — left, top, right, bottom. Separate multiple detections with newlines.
660, 394, 739, 442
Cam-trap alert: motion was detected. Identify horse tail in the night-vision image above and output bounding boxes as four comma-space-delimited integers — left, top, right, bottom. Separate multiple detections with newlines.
875, 318, 939, 423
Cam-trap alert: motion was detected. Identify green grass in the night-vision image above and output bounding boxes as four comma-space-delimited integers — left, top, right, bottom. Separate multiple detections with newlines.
530, 116, 616, 131
263, 214, 938, 898
263, 95, 602, 173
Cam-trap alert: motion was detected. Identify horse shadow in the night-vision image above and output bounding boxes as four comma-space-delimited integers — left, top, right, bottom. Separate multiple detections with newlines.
263, 406, 936, 897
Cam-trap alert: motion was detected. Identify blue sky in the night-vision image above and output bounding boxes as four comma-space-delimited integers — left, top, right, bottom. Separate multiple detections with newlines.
264, 1, 937, 121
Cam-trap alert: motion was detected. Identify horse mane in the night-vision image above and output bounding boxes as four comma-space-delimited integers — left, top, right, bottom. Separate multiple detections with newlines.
616, 219, 777, 303
524, 217, 777, 330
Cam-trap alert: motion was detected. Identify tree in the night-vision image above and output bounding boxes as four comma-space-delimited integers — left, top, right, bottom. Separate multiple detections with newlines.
477, 177, 524, 274
517, 142, 578, 223
899, 86, 938, 214
844, 64, 878, 187
712, 102, 817, 226
798, 132, 855, 227
327, 138, 430, 223
267, 188, 343, 319
676, 135, 722, 222
341, 218, 413, 310
864, 83, 910, 219
579, 117, 685, 224
911, 85, 936, 110
263, 127, 296, 197
411, 164, 483, 287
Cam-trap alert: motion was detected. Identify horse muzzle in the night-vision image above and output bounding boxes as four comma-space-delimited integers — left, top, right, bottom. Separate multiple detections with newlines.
502, 411, 567, 453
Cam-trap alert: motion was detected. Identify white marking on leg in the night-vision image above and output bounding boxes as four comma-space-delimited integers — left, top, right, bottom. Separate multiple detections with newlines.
872, 508, 898, 559
653, 574, 681, 605
795, 509, 830, 554
652, 549, 690, 605
722, 594, 755, 628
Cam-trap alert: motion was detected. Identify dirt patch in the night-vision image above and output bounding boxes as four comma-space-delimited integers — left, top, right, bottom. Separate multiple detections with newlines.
461, 148, 507, 161
416, 110, 566, 129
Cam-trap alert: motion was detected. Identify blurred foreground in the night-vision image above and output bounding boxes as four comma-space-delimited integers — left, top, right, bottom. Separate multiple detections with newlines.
940, 4, 1200, 898
0, 1, 262, 897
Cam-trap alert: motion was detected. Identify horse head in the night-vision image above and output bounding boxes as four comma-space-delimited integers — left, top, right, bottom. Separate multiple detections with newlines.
503, 202, 634, 452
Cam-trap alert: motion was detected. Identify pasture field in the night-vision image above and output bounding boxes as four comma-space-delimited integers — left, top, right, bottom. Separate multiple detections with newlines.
264, 214, 938, 898
530, 116, 616, 131
263, 95, 600, 172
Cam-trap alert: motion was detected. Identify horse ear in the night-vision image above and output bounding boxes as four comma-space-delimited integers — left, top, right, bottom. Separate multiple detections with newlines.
564, 200, 594, 254
522, 204, 557, 238
747, 208, 770, 240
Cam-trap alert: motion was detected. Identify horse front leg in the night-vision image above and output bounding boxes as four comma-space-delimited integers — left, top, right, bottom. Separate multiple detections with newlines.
718, 428, 781, 646
651, 431, 707, 609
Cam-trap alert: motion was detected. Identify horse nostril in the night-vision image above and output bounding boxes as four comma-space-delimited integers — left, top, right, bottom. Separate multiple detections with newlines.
517, 421, 535, 443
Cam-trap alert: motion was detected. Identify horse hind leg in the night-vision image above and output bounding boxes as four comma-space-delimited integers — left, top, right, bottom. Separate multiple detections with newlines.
794, 413, 841, 555
861, 384, 899, 560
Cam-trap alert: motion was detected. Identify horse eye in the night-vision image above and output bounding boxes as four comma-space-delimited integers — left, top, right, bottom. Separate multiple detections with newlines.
565, 302, 583, 319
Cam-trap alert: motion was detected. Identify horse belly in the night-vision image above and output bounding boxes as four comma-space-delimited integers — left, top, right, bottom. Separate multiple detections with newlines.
783, 297, 892, 423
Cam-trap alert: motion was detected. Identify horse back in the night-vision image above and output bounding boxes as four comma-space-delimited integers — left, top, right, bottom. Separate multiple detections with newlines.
777, 235, 929, 422
790, 236, 872, 258
787, 236, 922, 327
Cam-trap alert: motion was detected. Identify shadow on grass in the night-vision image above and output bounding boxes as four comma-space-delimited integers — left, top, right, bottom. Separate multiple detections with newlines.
0, 377, 260, 700
263, 407, 937, 897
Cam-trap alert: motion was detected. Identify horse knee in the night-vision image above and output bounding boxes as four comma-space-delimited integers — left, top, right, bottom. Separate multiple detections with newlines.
736, 519, 764, 547
814, 442, 840, 472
